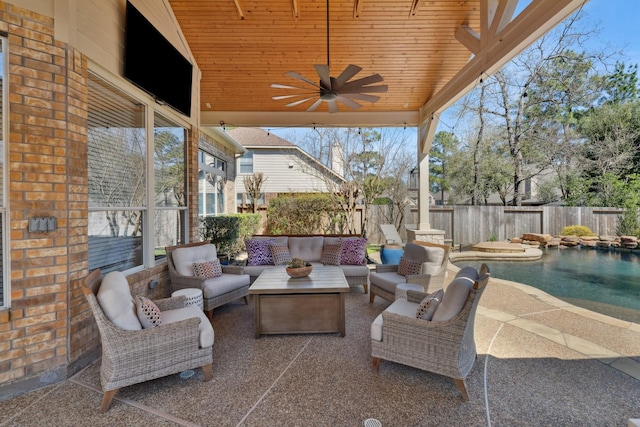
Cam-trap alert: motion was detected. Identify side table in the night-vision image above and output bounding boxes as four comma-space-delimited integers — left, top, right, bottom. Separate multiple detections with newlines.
172, 288, 203, 311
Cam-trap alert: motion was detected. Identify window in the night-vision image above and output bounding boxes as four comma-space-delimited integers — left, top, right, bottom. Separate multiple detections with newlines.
154, 114, 188, 252
87, 74, 188, 273
0, 37, 6, 308
87, 75, 146, 273
238, 150, 253, 174
198, 150, 226, 216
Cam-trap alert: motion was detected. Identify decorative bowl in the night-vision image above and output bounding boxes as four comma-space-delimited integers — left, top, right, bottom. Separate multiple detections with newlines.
286, 265, 313, 278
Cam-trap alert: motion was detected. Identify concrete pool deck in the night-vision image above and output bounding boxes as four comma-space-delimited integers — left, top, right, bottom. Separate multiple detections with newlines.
1, 250, 639, 426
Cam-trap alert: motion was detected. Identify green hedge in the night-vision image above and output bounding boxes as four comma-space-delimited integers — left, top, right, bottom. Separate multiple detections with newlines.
266, 193, 340, 235
199, 213, 261, 256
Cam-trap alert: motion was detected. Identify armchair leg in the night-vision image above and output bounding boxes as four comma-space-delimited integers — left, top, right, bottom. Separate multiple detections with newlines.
454, 378, 469, 401
363, 284, 368, 294
243, 295, 249, 305
205, 309, 214, 321
372, 357, 381, 372
99, 389, 118, 413
202, 363, 213, 381
369, 292, 375, 303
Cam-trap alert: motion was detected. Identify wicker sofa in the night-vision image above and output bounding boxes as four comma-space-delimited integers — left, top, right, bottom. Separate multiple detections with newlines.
242, 235, 370, 293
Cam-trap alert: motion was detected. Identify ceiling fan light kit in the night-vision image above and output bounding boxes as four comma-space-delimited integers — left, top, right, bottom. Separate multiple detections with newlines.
272, 0, 387, 113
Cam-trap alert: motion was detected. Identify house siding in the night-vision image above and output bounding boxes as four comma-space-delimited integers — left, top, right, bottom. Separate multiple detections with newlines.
236, 149, 341, 194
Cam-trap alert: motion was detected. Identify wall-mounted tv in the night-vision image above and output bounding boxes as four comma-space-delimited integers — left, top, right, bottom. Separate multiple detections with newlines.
124, 1, 192, 117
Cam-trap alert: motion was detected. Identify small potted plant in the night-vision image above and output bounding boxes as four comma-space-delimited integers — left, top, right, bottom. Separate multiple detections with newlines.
286, 257, 313, 277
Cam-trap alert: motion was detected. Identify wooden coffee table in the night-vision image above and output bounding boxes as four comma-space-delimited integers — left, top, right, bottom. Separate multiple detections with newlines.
248, 266, 350, 338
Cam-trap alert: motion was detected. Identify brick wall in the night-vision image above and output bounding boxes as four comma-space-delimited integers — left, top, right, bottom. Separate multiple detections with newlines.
0, 3, 77, 387
0, 2, 197, 399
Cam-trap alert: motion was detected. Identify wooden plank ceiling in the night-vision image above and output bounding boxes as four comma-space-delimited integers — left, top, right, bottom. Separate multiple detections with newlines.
169, 0, 479, 122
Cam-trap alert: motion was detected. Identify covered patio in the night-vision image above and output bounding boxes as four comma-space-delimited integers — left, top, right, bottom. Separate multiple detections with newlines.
2, 267, 639, 425
4, 1, 639, 424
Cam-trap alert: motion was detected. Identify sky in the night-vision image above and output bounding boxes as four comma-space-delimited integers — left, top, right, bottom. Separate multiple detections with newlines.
267, 0, 640, 145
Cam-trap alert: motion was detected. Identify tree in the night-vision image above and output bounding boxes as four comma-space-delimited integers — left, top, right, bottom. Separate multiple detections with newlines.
296, 127, 414, 236
243, 172, 267, 213
429, 131, 458, 203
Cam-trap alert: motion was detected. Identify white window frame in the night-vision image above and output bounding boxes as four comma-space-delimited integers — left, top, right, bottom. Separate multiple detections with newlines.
1, 36, 9, 309
87, 69, 190, 273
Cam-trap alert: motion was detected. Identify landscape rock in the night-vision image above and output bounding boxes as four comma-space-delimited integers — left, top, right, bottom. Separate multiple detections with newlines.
599, 235, 617, 242
511, 237, 523, 244
596, 241, 611, 248
522, 233, 553, 243
579, 235, 599, 241
621, 236, 639, 243
581, 240, 597, 247
562, 236, 581, 243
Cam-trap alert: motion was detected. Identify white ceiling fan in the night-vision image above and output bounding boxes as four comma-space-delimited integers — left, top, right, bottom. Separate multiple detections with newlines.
271, 0, 388, 113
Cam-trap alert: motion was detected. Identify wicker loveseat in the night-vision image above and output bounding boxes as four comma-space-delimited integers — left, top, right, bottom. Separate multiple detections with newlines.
371, 264, 490, 400
241, 235, 370, 293
166, 241, 251, 320
82, 269, 214, 412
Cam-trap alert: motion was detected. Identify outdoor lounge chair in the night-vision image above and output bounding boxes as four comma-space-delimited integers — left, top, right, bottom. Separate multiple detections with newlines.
379, 223, 405, 246
82, 269, 214, 412
371, 264, 490, 400
369, 241, 450, 303
166, 241, 251, 320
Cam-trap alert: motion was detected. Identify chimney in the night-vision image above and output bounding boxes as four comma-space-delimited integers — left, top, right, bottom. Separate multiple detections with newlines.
330, 141, 344, 177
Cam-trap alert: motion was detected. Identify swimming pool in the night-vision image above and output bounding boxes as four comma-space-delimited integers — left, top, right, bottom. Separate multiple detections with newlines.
453, 248, 640, 323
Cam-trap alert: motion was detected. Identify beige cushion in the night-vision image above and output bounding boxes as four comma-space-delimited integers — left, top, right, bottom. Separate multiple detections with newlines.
455, 266, 479, 281
431, 277, 473, 322
371, 298, 417, 341
172, 244, 218, 276
161, 306, 214, 348
421, 247, 445, 274
202, 273, 251, 299
288, 236, 324, 262
96, 271, 142, 330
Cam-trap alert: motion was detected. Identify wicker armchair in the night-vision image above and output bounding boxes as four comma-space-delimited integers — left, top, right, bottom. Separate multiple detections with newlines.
82, 269, 213, 412
369, 241, 450, 303
166, 241, 251, 320
371, 264, 490, 400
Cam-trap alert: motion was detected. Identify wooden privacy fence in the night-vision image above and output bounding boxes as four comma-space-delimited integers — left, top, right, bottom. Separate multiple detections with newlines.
370, 205, 635, 246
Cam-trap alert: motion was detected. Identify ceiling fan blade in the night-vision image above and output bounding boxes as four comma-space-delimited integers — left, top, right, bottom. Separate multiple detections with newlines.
314, 64, 332, 89
336, 96, 362, 110
272, 95, 304, 101
339, 93, 381, 103
333, 64, 362, 89
327, 100, 339, 113
285, 97, 315, 107
271, 83, 309, 90
340, 83, 388, 94
285, 71, 322, 88
306, 98, 323, 112
340, 74, 384, 89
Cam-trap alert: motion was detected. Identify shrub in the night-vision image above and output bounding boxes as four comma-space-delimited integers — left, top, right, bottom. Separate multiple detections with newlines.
200, 213, 261, 257
266, 193, 339, 235
560, 225, 595, 237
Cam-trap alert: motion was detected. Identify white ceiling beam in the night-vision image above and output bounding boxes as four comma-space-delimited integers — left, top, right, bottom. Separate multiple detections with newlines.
455, 25, 481, 55
292, 0, 299, 18
418, 0, 586, 153
232, 0, 245, 20
354, 0, 363, 18
201, 110, 420, 128
489, 0, 519, 37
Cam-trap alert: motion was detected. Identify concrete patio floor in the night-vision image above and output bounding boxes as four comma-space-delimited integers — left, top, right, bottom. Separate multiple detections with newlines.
1, 264, 639, 426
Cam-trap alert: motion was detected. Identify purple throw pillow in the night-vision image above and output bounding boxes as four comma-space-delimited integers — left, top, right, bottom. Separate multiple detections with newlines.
341, 237, 367, 265
245, 238, 276, 265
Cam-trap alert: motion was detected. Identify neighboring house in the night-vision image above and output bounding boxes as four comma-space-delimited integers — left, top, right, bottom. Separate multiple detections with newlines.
228, 128, 346, 210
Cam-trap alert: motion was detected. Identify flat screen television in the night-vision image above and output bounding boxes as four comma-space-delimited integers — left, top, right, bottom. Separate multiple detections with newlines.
124, 1, 193, 117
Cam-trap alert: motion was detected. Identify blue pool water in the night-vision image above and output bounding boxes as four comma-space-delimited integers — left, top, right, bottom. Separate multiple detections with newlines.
454, 248, 640, 323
